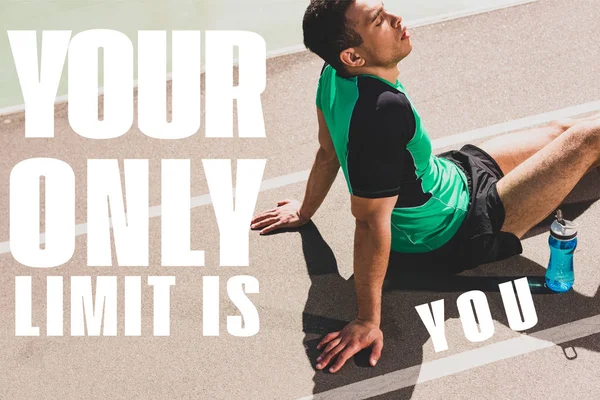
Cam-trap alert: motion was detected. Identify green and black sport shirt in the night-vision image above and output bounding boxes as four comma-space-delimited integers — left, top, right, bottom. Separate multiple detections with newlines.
316, 63, 470, 253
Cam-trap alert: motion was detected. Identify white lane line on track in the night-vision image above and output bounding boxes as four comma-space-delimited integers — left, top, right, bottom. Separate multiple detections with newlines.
1, 100, 600, 256
296, 314, 600, 400
433, 100, 600, 148
0, 0, 538, 117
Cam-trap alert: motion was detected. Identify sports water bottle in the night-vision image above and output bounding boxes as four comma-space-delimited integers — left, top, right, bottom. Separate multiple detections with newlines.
545, 209, 578, 293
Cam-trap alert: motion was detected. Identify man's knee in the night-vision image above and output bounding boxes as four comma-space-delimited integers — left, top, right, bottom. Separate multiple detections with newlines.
549, 118, 577, 134
551, 116, 600, 136
576, 119, 600, 147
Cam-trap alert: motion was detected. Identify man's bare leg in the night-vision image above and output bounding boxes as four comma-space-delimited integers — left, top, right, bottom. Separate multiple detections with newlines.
497, 119, 600, 239
477, 112, 600, 175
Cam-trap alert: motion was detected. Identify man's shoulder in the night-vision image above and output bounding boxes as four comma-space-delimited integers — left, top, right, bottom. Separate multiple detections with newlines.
351, 77, 413, 122
356, 76, 410, 110
316, 67, 413, 120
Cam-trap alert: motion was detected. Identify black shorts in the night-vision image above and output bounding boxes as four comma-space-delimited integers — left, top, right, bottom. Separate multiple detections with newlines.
389, 144, 523, 275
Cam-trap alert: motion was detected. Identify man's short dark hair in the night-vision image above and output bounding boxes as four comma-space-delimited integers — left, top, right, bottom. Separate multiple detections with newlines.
303, 0, 363, 77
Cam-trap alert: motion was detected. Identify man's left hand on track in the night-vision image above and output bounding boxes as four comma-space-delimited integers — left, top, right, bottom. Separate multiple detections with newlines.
315, 318, 384, 373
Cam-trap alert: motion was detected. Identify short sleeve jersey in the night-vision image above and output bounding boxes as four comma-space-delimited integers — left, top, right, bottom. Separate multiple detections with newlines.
316, 63, 470, 253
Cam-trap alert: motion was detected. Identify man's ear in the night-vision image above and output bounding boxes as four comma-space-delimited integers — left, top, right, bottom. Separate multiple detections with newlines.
340, 48, 365, 69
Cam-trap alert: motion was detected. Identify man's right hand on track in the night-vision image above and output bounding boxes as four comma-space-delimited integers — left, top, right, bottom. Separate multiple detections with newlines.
251, 199, 310, 235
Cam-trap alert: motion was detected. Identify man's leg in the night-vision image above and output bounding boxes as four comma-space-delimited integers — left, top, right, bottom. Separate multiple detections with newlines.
497, 119, 600, 239
477, 112, 600, 175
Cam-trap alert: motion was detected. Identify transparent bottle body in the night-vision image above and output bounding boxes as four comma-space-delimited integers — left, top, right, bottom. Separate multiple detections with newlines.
545, 236, 577, 293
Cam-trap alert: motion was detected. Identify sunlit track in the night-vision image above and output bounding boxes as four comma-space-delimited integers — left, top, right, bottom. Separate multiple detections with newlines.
1, 100, 599, 256
298, 315, 600, 400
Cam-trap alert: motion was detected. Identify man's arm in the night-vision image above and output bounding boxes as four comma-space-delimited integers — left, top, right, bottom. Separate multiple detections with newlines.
314, 195, 395, 373
315, 87, 414, 373
251, 107, 339, 234
351, 194, 398, 326
298, 107, 340, 220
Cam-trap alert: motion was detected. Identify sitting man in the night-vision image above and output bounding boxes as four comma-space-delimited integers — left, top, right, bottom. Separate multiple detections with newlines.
251, 0, 600, 374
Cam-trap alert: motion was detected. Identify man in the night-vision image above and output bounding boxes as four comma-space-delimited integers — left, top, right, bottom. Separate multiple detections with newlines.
251, 0, 600, 373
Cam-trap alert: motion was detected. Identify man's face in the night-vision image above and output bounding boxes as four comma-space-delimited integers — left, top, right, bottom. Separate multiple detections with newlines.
345, 0, 412, 69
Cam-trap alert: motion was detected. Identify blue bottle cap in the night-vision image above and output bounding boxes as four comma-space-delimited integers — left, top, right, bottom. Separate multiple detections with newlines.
550, 210, 578, 240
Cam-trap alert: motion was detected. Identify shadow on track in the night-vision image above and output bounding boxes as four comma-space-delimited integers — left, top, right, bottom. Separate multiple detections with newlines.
298, 171, 600, 399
